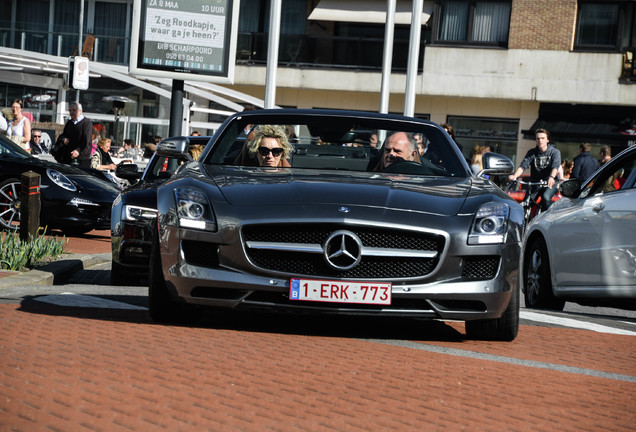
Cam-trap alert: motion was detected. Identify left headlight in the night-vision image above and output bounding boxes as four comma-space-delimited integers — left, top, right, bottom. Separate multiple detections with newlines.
468, 202, 509, 245
174, 187, 216, 231
123, 205, 157, 221
46, 168, 76, 191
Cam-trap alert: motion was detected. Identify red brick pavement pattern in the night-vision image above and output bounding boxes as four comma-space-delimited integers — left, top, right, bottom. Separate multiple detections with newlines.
0, 303, 634, 431
52, 229, 111, 255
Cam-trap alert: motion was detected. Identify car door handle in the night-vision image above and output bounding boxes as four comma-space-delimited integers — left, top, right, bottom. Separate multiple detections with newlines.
593, 203, 605, 213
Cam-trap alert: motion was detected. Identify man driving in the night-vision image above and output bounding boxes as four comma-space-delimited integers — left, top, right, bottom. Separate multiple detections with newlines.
382, 131, 419, 168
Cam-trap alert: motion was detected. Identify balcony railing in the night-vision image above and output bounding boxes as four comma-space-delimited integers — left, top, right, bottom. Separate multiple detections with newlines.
0, 27, 422, 72
237, 32, 422, 72
0, 28, 129, 64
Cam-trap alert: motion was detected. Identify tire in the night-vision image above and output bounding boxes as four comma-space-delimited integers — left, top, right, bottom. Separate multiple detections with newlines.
0, 179, 21, 231
148, 229, 202, 324
523, 238, 565, 311
465, 282, 519, 341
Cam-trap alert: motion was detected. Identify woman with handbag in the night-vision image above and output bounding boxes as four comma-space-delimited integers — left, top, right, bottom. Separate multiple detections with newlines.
7, 99, 31, 152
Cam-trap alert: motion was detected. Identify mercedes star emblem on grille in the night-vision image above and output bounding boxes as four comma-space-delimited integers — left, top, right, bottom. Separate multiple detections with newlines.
324, 230, 362, 270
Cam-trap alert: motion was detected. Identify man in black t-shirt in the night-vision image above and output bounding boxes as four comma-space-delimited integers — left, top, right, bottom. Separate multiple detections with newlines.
509, 128, 561, 211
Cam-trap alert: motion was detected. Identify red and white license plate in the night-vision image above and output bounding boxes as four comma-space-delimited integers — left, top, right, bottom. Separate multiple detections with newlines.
290, 278, 392, 305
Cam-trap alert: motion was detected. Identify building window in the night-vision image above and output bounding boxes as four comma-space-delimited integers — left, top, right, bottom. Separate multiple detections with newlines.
434, 1, 511, 47
447, 115, 519, 164
574, 1, 636, 52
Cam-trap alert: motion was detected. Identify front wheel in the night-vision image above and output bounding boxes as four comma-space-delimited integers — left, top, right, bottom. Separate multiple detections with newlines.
523, 238, 565, 310
465, 284, 519, 341
0, 179, 21, 231
148, 229, 202, 324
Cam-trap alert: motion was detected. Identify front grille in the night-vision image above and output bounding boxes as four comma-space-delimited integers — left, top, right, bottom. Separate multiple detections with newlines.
243, 224, 445, 280
461, 256, 500, 280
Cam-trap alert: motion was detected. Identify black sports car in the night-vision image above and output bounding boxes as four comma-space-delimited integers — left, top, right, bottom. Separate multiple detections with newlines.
149, 110, 523, 340
0, 135, 120, 234
110, 136, 211, 285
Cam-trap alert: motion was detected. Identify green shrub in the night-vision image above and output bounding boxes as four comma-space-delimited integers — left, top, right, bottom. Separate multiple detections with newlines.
0, 228, 68, 271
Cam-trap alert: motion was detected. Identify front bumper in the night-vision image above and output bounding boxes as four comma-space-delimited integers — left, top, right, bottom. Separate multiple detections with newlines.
159, 225, 519, 321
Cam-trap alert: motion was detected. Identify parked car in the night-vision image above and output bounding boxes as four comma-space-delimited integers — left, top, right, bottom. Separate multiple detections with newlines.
522, 145, 636, 310
148, 109, 523, 340
110, 136, 211, 285
0, 134, 120, 234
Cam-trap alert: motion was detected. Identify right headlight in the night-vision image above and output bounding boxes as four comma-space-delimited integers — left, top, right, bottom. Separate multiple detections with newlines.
174, 187, 216, 231
468, 202, 509, 245
46, 168, 76, 192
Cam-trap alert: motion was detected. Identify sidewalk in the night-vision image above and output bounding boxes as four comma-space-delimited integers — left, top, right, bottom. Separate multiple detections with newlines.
0, 253, 111, 288
0, 229, 111, 287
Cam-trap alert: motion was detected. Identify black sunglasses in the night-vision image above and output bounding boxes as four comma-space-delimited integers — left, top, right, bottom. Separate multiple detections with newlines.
33, 135, 42, 138
258, 147, 284, 157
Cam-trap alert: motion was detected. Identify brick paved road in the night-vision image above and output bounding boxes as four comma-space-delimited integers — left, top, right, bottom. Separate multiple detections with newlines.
1, 300, 634, 431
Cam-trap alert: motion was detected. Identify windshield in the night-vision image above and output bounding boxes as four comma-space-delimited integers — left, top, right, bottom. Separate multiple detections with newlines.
205, 113, 469, 178
0, 134, 31, 160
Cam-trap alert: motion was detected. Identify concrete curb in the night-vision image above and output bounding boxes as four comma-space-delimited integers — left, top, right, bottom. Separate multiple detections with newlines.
0, 253, 111, 289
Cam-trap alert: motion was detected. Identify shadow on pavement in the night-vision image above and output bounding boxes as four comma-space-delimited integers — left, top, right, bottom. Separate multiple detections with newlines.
17, 296, 467, 342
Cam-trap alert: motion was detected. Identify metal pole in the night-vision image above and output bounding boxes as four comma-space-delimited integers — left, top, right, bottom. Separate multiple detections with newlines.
404, 0, 423, 117
264, 0, 282, 109
76, 0, 84, 103
380, 0, 396, 114
169, 80, 185, 137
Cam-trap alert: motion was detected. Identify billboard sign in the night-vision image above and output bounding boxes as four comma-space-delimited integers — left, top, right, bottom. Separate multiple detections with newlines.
129, 0, 239, 83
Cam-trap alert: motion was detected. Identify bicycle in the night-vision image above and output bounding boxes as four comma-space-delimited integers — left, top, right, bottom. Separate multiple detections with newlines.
505, 178, 551, 231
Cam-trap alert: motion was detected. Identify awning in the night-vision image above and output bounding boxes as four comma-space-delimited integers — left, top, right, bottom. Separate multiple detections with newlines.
308, 0, 434, 25
522, 103, 636, 145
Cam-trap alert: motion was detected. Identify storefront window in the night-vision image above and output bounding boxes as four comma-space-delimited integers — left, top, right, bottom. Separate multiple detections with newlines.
446, 115, 519, 164
0, 85, 57, 123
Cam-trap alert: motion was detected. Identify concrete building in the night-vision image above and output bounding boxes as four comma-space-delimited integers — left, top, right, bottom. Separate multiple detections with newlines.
1, 0, 634, 165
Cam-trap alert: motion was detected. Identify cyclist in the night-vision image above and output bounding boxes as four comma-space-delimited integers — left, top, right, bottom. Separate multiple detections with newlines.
508, 128, 561, 211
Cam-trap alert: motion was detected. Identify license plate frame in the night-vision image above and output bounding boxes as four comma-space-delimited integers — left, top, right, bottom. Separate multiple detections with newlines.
290, 278, 392, 305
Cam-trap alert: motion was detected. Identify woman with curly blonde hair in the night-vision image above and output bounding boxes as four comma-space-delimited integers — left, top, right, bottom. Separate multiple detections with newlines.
245, 124, 293, 167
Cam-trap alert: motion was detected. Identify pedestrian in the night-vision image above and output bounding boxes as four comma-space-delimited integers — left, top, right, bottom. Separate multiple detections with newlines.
7, 99, 31, 151
599, 145, 612, 166
571, 142, 599, 182
560, 159, 573, 180
508, 128, 561, 211
54, 102, 93, 167
0, 110, 7, 135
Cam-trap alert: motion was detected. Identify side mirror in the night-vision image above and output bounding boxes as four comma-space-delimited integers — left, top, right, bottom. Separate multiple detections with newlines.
115, 163, 141, 182
479, 152, 514, 177
156, 137, 189, 157
559, 179, 581, 198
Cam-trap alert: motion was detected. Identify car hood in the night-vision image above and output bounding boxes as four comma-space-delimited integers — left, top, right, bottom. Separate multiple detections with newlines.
2, 154, 120, 195
200, 166, 481, 217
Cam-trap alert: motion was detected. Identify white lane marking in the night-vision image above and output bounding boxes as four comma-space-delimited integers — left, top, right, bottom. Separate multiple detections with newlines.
521, 310, 636, 336
366, 339, 636, 383
35, 293, 147, 310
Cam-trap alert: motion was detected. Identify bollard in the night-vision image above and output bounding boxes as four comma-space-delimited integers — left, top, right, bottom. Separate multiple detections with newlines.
20, 171, 41, 242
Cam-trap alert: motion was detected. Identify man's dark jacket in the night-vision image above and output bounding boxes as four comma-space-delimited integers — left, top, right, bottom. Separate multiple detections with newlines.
572, 151, 599, 182
52, 117, 92, 164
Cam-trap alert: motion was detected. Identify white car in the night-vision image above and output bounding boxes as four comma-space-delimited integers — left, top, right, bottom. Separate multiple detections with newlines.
522, 145, 636, 310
